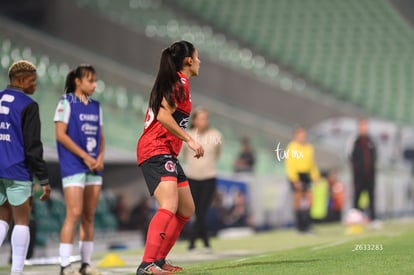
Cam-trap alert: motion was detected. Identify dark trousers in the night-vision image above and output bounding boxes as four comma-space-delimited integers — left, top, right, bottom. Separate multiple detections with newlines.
188, 178, 216, 248
353, 182, 376, 220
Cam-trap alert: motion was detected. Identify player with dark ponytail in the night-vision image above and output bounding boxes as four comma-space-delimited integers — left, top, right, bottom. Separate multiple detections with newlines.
54, 64, 104, 275
136, 41, 203, 275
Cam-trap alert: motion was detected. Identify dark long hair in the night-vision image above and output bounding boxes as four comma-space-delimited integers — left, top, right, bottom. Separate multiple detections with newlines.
149, 40, 195, 117
65, 64, 96, 94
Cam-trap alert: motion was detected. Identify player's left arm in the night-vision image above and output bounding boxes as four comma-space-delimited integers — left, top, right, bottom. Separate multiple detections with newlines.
91, 127, 105, 172
157, 97, 190, 142
22, 102, 49, 186
157, 97, 204, 158
92, 106, 105, 171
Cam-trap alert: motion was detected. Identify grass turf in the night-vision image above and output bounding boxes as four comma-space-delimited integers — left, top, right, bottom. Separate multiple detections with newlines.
178, 230, 414, 275
1, 219, 413, 274
175, 223, 414, 275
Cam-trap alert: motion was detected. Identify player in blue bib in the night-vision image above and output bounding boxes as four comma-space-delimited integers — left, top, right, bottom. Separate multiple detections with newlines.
54, 65, 104, 275
0, 60, 51, 275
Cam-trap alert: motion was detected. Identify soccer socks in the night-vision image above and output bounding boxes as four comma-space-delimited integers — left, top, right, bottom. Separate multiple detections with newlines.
296, 209, 312, 232
142, 208, 174, 263
11, 225, 30, 273
59, 243, 73, 267
295, 210, 305, 231
79, 241, 94, 265
0, 220, 9, 247
157, 213, 190, 261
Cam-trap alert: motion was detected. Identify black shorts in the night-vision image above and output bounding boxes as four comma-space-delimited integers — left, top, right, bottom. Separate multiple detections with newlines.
289, 173, 311, 192
139, 154, 188, 196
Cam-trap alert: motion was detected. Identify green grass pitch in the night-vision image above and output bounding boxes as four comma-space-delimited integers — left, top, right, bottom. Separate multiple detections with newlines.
1, 218, 413, 274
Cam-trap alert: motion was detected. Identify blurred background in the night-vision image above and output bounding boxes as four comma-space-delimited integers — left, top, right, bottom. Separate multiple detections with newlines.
1, 0, 414, 251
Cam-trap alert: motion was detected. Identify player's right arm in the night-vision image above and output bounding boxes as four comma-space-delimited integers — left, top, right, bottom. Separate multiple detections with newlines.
157, 97, 204, 158
54, 98, 96, 170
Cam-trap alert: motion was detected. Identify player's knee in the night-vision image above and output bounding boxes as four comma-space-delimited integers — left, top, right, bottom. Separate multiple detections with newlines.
81, 211, 95, 224
67, 207, 82, 220
187, 201, 195, 216
179, 201, 195, 217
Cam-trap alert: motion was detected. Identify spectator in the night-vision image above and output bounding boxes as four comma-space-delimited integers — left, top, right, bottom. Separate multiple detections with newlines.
350, 118, 379, 226
113, 194, 129, 231
129, 196, 153, 242
325, 169, 345, 222
182, 107, 222, 252
233, 137, 255, 173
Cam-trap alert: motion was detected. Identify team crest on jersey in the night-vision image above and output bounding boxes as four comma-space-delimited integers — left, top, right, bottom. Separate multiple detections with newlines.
164, 160, 176, 172
180, 77, 187, 85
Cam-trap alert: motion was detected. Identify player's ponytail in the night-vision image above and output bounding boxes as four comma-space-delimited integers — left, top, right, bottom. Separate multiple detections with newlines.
149, 40, 195, 117
65, 70, 77, 94
65, 64, 96, 94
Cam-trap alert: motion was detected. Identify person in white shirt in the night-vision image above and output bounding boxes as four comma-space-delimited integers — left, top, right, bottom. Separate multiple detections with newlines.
182, 107, 222, 251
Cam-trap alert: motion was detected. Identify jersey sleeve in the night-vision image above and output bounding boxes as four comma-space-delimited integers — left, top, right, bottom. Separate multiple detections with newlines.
53, 97, 71, 123
22, 102, 49, 184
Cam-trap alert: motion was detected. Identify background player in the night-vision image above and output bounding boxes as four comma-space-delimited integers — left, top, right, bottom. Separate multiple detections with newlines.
136, 40, 203, 275
54, 65, 104, 275
0, 60, 51, 275
285, 127, 320, 233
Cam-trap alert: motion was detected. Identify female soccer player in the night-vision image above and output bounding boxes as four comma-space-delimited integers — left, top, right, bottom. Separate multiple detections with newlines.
0, 60, 51, 275
285, 127, 320, 233
183, 107, 222, 252
136, 40, 204, 275
54, 65, 104, 275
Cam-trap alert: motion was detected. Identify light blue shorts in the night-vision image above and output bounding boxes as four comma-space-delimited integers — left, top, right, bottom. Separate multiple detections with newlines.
62, 172, 102, 189
0, 178, 32, 206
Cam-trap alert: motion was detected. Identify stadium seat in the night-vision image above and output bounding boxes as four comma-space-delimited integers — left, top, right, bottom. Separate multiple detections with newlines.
171, 0, 414, 124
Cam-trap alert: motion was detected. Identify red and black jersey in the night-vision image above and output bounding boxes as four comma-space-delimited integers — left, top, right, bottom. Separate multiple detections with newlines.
137, 72, 192, 165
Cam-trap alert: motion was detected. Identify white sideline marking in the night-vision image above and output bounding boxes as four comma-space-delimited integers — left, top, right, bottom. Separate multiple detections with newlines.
233, 253, 268, 263
310, 240, 348, 251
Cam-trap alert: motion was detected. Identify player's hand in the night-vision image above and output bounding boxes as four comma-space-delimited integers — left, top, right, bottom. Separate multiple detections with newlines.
187, 139, 204, 159
40, 184, 51, 201
91, 154, 104, 172
83, 155, 97, 171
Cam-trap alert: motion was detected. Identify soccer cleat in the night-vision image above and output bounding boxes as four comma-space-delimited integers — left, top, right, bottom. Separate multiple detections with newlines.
60, 265, 82, 275
79, 263, 102, 275
136, 263, 174, 275
160, 260, 183, 273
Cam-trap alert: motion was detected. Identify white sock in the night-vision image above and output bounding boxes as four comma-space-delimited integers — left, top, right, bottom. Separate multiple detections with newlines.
79, 241, 94, 264
0, 220, 9, 247
11, 225, 30, 273
59, 243, 73, 267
